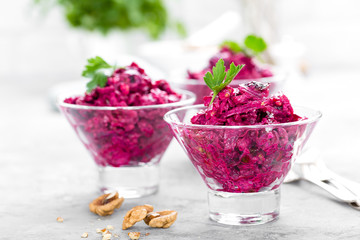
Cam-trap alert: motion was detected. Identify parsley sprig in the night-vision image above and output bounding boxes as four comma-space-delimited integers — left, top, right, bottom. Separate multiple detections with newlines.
204, 59, 244, 106
244, 35, 267, 54
220, 40, 243, 53
82, 56, 116, 93
221, 34, 267, 60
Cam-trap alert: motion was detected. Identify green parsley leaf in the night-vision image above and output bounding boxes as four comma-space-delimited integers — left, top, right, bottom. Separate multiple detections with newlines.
220, 40, 243, 53
82, 56, 112, 77
203, 59, 244, 106
225, 62, 241, 84
82, 56, 115, 93
86, 72, 108, 91
175, 21, 187, 38
244, 35, 267, 54
212, 59, 226, 85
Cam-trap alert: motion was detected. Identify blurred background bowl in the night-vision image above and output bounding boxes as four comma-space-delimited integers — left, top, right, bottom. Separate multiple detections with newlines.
169, 68, 287, 104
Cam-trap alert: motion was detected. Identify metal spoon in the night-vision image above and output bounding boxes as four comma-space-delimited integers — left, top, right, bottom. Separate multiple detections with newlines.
285, 150, 360, 210
349, 201, 360, 210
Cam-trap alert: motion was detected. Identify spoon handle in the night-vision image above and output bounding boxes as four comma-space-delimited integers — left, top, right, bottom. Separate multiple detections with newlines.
300, 163, 360, 210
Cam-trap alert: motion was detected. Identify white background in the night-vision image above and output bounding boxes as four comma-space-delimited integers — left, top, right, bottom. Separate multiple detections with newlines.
1, 0, 360, 91
1, 0, 360, 166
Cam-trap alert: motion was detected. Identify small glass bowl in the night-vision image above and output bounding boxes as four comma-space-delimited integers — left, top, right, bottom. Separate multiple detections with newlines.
164, 105, 321, 225
58, 89, 195, 198
170, 70, 286, 104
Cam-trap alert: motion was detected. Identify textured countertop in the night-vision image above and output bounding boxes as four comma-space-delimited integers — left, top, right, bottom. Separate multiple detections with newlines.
1, 72, 360, 239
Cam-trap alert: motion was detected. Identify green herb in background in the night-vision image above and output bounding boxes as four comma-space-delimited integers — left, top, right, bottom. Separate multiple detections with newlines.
82, 56, 115, 93
204, 59, 244, 106
220, 40, 243, 53
244, 35, 267, 54
221, 34, 267, 60
35, 0, 186, 39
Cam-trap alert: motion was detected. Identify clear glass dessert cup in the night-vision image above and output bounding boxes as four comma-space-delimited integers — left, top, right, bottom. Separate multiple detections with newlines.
164, 105, 321, 225
58, 90, 195, 198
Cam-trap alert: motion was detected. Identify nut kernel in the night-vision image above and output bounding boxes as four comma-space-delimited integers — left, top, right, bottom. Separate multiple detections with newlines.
128, 232, 141, 240
143, 212, 160, 225
89, 192, 124, 216
102, 233, 112, 240
122, 204, 154, 230
144, 210, 177, 228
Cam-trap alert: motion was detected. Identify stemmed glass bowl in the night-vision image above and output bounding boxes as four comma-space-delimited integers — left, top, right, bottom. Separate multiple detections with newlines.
58, 89, 195, 198
164, 105, 321, 225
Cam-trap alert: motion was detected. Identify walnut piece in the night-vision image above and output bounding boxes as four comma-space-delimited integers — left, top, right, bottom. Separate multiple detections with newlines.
122, 204, 154, 230
81, 232, 88, 238
128, 232, 141, 240
144, 210, 177, 228
143, 212, 160, 225
102, 233, 112, 240
89, 192, 124, 216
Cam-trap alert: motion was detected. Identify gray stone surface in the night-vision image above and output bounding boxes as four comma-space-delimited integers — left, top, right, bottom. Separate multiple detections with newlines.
1, 74, 360, 239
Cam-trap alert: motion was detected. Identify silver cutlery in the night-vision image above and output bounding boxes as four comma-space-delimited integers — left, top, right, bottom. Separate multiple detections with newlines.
285, 149, 360, 210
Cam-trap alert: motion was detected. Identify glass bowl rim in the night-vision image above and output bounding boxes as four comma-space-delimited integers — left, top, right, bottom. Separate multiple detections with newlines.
163, 104, 322, 129
57, 88, 196, 111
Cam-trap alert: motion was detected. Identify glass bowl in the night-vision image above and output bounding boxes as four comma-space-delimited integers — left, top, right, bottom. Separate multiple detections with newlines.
164, 105, 321, 225
58, 89, 195, 198
170, 69, 286, 104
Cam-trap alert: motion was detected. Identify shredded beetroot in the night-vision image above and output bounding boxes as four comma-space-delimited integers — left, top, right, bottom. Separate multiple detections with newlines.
65, 62, 181, 106
181, 82, 305, 193
191, 82, 300, 126
187, 47, 273, 80
61, 62, 183, 167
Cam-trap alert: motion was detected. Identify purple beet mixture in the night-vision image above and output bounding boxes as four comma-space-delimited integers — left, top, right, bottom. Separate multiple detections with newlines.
187, 47, 273, 80
62, 63, 183, 167
181, 82, 304, 193
65, 62, 181, 107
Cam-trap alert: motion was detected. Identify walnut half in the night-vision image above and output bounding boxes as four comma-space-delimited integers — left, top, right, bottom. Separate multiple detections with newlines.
122, 204, 154, 230
144, 210, 177, 228
89, 192, 124, 216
